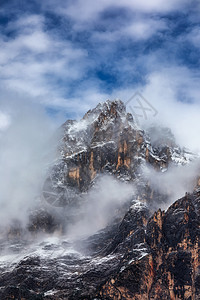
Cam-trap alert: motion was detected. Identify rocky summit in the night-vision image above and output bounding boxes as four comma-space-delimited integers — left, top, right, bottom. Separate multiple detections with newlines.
0, 100, 200, 300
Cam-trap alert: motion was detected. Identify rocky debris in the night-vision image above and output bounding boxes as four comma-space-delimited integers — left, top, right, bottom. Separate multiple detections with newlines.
28, 210, 63, 234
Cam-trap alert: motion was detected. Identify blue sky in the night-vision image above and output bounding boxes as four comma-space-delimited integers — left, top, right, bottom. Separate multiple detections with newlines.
0, 0, 200, 141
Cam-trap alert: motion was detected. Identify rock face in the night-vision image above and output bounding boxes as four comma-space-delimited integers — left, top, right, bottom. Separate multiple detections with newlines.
43, 100, 194, 208
0, 99, 200, 300
100, 192, 200, 300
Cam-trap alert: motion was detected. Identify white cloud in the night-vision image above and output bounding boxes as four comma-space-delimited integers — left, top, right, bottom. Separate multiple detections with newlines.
6, 14, 45, 34
67, 175, 134, 238
54, 0, 188, 24
124, 18, 167, 40
0, 14, 89, 109
143, 160, 200, 208
19, 31, 51, 52
0, 99, 59, 227
139, 66, 200, 153
186, 26, 200, 48
91, 18, 167, 42
0, 111, 10, 131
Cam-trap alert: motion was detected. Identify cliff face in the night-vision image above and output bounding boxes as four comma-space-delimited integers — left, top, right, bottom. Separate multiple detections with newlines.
0, 100, 199, 300
100, 191, 200, 300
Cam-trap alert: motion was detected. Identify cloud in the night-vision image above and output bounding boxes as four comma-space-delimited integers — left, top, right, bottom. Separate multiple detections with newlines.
123, 18, 167, 40
91, 17, 167, 42
143, 160, 200, 208
0, 13, 89, 109
66, 174, 135, 238
0, 111, 10, 131
139, 66, 200, 152
0, 99, 59, 228
52, 0, 188, 25
186, 26, 200, 48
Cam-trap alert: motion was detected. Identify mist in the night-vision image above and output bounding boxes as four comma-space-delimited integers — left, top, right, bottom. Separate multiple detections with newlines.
67, 174, 135, 239
139, 67, 200, 154
143, 160, 200, 209
0, 99, 60, 228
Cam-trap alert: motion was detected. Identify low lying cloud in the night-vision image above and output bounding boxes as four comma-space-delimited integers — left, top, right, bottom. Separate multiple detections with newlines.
0, 99, 59, 228
66, 175, 135, 239
143, 160, 200, 209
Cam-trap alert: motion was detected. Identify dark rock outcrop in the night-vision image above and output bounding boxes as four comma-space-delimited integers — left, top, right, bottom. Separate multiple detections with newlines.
97, 192, 200, 300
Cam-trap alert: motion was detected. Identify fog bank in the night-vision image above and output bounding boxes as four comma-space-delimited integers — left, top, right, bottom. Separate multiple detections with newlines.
0, 100, 59, 227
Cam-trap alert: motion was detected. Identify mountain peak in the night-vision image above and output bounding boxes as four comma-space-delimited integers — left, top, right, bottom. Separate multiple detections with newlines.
44, 98, 198, 210
83, 99, 126, 120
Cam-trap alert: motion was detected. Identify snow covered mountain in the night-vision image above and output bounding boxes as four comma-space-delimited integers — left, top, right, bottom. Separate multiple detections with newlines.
0, 99, 200, 300
43, 99, 196, 208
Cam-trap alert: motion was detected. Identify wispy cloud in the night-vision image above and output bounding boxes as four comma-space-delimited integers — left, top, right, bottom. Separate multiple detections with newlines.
0, 99, 59, 227
51, 0, 189, 24
0, 111, 10, 131
140, 66, 200, 152
0, 13, 89, 109
186, 26, 200, 48
91, 17, 167, 42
